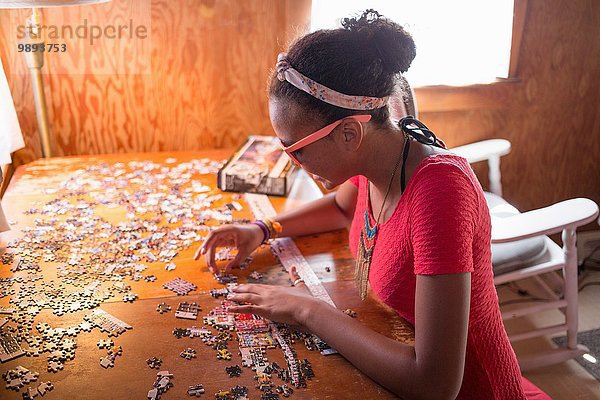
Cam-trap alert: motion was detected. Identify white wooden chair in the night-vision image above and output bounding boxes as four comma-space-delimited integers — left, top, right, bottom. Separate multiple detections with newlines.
452, 140, 599, 370
395, 77, 600, 370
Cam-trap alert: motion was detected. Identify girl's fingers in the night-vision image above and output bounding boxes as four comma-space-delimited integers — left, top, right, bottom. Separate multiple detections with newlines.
203, 231, 221, 251
231, 284, 269, 294
194, 234, 213, 260
226, 250, 245, 271
205, 243, 217, 270
227, 293, 261, 304
205, 233, 231, 269
202, 231, 216, 248
197, 234, 215, 260
196, 228, 243, 273
288, 266, 307, 288
194, 236, 212, 259
288, 266, 300, 282
201, 227, 232, 253
228, 304, 262, 315
202, 235, 225, 270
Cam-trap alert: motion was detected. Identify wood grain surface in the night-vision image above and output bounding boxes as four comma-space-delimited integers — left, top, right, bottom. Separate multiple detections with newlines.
0, 150, 413, 400
0, 0, 310, 159
0, 0, 598, 217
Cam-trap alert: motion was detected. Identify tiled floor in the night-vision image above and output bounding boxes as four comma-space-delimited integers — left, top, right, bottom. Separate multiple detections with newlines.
498, 270, 600, 399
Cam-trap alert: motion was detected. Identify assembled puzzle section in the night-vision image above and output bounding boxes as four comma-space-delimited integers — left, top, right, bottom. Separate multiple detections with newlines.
159, 287, 325, 399
163, 278, 197, 296
202, 294, 318, 396
0, 330, 25, 362
84, 309, 132, 337
175, 302, 201, 320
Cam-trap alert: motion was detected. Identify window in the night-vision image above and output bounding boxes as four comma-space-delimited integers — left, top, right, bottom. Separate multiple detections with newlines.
311, 0, 515, 87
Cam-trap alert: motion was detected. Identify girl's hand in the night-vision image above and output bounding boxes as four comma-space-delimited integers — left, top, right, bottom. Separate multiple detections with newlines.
227, 267, 320, 326
194, 224, 264, 274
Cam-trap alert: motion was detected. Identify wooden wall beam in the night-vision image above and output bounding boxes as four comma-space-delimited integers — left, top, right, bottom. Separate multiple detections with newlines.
509, 0, 529, 77
415, 80, 521, 113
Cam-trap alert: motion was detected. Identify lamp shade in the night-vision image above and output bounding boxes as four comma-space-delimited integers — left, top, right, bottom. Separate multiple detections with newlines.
0, 0, 110, 8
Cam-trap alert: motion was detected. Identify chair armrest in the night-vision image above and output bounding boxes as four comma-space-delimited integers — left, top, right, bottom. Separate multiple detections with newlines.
451, 139, 511, 164
491, 198, 599, 243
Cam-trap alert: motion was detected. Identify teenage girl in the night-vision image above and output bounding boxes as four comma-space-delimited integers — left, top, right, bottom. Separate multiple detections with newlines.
196, 10, 551, 400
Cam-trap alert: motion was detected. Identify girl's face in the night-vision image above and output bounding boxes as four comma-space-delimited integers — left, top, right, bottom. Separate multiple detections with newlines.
268, 99, 352, 190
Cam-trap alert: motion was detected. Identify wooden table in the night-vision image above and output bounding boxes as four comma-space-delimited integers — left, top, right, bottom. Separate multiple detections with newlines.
0, 151, 413, 399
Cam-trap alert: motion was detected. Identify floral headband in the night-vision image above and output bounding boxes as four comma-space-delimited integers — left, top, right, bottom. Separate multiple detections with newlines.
276, 53, 389, 111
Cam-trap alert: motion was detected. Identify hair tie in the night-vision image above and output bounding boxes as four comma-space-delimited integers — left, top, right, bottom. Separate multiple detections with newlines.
399, 116, 446, 149
276, 52, 291, 82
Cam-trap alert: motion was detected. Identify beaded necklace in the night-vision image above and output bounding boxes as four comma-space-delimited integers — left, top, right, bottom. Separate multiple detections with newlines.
355, 116, 445, 300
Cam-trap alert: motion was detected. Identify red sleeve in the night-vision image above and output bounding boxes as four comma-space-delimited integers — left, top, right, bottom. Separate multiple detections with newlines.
348, 175, 360, 187
409, 162, 478, 275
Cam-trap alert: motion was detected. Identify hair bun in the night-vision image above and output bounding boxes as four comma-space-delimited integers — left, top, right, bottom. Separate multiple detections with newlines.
341, 9, 416, 74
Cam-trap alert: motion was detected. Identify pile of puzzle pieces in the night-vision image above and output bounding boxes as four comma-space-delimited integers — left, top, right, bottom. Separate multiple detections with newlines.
0, 157, 334, 400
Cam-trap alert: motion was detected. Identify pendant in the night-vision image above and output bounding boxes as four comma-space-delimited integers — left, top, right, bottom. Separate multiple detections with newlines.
355, 229, 374, 300
364, 205, 377, 240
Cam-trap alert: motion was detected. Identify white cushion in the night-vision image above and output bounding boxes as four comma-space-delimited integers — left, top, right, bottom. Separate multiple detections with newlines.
484, 192, 548, 276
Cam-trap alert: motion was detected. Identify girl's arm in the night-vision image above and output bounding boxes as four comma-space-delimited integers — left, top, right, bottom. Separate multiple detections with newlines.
229, 272, 471, 400
197, 180, 357, 270
272, 179, 358, 237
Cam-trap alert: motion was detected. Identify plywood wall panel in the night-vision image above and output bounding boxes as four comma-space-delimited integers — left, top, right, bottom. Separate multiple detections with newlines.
1, 0, 308, 160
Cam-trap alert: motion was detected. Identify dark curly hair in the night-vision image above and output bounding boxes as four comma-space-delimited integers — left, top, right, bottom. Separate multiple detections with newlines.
269, 9, 416, 126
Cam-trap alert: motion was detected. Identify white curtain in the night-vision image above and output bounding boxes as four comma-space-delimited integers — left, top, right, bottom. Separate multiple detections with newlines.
0, 55, 25, 165
0, 164, 9, 231
0, 200, 8, 232
0, 55, 23, 232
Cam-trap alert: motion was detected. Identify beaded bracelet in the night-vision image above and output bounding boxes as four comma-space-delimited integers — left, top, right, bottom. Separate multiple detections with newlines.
252, 220, 270, 244
263, 217, 282, 239
252, 218, 282, 244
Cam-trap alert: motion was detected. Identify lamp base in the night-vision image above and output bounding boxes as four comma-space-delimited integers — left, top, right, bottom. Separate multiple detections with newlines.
22, 39, 53, 158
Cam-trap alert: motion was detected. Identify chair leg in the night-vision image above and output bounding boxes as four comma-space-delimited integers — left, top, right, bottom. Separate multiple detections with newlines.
487, 156, 503, 197
562, 228, 579, 350
511, 230, 589, 371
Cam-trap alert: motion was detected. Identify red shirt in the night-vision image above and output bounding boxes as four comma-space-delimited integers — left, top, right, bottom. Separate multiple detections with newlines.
348, 154, 549, 400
